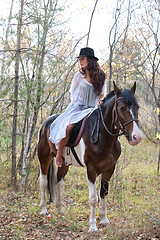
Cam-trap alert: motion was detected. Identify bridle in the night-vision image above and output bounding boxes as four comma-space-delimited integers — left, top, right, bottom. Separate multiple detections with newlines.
99, 96, 139, 137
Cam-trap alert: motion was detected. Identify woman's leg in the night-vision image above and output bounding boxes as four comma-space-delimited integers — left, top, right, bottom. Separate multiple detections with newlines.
56, 124, 73, 167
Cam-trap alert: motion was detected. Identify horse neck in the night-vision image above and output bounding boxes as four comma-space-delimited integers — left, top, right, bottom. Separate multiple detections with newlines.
103, 97, 115, 129
99, 97, 119, 144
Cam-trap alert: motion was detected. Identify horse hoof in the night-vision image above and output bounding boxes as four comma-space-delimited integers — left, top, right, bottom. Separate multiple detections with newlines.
58, 208, 64, 215
40, 210, 48, 216
88, 226, 98, 232
56, 204, 64, 214
100, 218, 110, 226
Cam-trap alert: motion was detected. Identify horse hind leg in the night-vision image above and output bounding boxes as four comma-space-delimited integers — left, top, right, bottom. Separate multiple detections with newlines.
55, 178, 64, 214
38, 143, 53, 215
40, 168, 48, 215
40, 155, 68, 216
55, 163, 69, 214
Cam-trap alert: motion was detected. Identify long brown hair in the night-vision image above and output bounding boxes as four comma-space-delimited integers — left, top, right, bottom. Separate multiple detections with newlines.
81, 57, 106, 96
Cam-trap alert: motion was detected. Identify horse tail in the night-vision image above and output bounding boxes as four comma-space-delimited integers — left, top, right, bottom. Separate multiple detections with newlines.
47, 157, 57, 202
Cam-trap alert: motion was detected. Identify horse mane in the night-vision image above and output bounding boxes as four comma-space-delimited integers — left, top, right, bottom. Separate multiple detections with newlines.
120, 89, 139, 107
103, 91, 115, 105
103, 89, 138, 108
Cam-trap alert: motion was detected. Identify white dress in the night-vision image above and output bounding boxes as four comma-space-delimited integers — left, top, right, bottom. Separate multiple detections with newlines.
49, 71, 106, 144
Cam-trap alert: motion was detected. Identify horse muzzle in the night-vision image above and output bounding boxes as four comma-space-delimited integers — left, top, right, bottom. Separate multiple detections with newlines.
128, 122, 142, 146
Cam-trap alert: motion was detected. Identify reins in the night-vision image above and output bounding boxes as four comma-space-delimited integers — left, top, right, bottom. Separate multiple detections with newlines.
98, 96, 139, 138
99, 104, 124, 137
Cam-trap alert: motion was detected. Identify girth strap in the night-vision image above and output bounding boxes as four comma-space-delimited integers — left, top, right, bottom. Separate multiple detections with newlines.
70, 147, 84, 167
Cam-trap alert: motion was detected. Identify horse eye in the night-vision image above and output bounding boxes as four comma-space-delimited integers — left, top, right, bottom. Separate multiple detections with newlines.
120, 106, 125, 111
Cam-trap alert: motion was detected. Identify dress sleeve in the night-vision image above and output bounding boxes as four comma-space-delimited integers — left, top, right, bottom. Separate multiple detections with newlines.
69, 72, 79, 100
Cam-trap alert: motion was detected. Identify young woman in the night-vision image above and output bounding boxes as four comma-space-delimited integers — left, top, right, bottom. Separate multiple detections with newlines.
49, 47, 106, 167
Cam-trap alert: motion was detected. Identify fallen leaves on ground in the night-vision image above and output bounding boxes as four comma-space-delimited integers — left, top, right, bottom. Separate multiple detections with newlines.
0, 188, 159, 240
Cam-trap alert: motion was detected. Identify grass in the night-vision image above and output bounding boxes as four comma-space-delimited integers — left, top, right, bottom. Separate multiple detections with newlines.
0, 139, 160, 239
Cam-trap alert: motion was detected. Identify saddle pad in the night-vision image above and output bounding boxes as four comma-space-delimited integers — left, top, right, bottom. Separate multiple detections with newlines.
67, 116, 88, 147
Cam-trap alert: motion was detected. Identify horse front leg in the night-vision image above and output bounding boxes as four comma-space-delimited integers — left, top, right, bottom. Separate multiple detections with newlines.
86, 171, 98, 232
99, 178, 110, 226
99, 167, 115, 226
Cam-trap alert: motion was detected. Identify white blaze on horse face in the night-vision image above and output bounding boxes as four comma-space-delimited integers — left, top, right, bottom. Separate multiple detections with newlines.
129, 109, 142, 146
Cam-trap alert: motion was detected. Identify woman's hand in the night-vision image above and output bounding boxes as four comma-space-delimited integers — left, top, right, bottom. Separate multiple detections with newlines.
97, 99, 104, 107
97, 94, 104, 107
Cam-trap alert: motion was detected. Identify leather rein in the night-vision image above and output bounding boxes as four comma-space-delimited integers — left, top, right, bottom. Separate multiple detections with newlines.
98, 96, 139, 138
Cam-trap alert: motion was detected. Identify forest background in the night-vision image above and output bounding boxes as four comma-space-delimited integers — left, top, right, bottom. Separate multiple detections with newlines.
0, 0, 160, 239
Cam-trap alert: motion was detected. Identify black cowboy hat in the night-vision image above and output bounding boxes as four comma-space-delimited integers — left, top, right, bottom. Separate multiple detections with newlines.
77, 47, 99, 61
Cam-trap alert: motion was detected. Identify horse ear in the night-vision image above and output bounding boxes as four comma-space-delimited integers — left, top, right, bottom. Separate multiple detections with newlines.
113, 81, 121, 95
130, 82, 136, 94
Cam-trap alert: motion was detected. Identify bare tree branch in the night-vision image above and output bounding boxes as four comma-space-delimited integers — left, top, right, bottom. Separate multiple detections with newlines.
86, 0, 99, 46
144, 211, 160, 224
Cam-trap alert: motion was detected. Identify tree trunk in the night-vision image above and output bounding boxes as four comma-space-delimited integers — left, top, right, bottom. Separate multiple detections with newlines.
21, 31, 47, 189
21, 110, 34, 188
109, 47, 113, 92
86, 0, 98, 46
12, 0, 24, 188
158, 147, 160, 174
1, 0, 14, 76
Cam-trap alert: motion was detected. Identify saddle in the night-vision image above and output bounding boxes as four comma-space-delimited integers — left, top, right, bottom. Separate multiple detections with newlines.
66, 112, 100, 167
67, 115, 88, 148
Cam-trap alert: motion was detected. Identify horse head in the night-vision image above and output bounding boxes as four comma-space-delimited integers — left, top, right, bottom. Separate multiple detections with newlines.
112, 81, 142, 146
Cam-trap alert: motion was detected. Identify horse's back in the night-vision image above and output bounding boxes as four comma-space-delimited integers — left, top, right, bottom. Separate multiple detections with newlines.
38, 114, 59, 152
38, 114, 59, 137
38, 114, 60, 172
41, 114, 60, 130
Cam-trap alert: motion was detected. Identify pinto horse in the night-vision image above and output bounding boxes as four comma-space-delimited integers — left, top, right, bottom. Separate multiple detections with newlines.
38, 82, 142, 232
